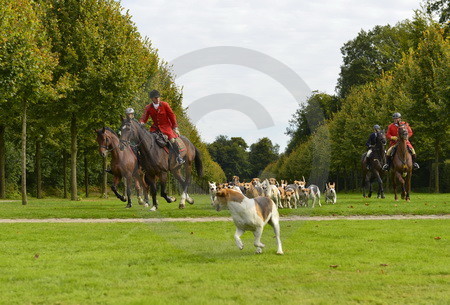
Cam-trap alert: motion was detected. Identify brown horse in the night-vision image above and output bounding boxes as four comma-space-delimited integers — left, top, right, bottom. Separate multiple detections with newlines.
119, 119, 203, 211
392, 126, 412, 201
95, 127, 148, 208
361, 130, 386, 198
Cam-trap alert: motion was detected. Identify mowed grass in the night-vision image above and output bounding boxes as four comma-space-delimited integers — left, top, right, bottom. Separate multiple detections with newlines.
0, 220, 448, 304
0, 193, 449, 219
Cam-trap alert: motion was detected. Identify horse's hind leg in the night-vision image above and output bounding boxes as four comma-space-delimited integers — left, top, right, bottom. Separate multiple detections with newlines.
111, 176, 126, 202
184, 163, 194, 205
125, 177, 132, 208
172, 169, 187, 209
159, 172, 176, 203
145, 174, 158, 211
377, 173, 385, 199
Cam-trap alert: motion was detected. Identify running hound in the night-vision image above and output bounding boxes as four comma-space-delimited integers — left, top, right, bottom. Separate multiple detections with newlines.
214, 188, 283, 255
325, 182, 336, 204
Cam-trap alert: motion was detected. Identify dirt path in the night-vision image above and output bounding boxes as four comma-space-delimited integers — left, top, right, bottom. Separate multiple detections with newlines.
0, 215, 448, 223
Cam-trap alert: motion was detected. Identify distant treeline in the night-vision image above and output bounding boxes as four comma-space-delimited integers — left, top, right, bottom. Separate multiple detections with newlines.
263, 13, 449, 193
0, 0, 225, 203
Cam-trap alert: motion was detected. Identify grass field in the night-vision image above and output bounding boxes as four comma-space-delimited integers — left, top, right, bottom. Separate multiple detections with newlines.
0, 193, 448, 219
0, 220, 448, 304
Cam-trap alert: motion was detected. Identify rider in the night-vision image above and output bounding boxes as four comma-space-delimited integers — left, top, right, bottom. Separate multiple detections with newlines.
139, 90, 185, 165
365, 124, 381, 170
382, 112, 419, 171
125, 107, 136, 120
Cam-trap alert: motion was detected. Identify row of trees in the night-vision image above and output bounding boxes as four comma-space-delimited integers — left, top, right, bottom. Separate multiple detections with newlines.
263, 13, 449, 192
0, 0, 225, 203
207, 136, 279, 181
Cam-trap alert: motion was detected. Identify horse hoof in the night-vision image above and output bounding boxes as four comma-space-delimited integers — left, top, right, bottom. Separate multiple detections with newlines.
187, 197, 194, 204
179, 204, 185, 209
144, 203, 149, 208
119, 197, 127, 202
166, 196, 176, 203
125, 204, 132, 208
381, 195, 385, 199
149, 206, 157, 212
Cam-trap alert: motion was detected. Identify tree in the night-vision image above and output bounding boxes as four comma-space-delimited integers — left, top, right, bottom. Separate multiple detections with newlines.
395, 24, 450, 192
0, 0, 56, 204
336, 18, 428, 98
207, 135, 251, 180
248, 138, 279, 178
42, 0, 156, 200
286, 91, 340, 154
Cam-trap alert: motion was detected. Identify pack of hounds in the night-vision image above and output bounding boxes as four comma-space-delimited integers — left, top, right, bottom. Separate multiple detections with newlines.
209, 176, 337, 209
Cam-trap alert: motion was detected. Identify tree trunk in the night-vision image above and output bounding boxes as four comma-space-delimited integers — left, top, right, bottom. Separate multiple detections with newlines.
21, 100, 28, 205
35, 138, 42, 199
70, 113, 78, 201
84, 152, 89, 198
434, 141, 440, 193
63, 152, 68, 199
0, 125, 5, 199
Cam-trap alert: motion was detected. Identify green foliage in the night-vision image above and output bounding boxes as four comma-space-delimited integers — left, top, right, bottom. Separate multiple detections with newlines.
248, 137, 279, 178
207, 135, 251, 180
336, 17, 428, 98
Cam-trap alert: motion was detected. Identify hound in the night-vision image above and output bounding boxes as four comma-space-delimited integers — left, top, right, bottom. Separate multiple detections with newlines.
261, 179, 281, 209
244, 182, 259, 198
325, 182, 337, 204
294, 176, 306, 190
214, 188, 283, 255
251, 178, 264, 196
277, 180, 287, 209
302, 184, 322, 208
268, 178, 279, 186
208, 181, 217, 205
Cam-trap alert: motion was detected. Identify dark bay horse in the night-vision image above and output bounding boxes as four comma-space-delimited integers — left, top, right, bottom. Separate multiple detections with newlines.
392, 126, 412, 201
362, 130, 386, 198
119, 119, 203, 211
95, 127, 148, 208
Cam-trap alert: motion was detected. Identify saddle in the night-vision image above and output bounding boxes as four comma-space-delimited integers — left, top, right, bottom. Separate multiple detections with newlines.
155, 131, 186, 156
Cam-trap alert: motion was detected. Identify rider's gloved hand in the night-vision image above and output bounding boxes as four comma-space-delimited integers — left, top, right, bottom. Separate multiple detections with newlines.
390, 136, 398, 141
174, 127, 180, 135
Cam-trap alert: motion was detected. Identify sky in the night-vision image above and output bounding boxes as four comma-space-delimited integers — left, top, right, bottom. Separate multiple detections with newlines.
120, 0, 422, 151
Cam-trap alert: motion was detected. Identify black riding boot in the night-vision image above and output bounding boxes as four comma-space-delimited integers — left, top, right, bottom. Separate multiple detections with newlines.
382, 156, 392, 171
412, 154, 420, 170
169, 141, 185, 165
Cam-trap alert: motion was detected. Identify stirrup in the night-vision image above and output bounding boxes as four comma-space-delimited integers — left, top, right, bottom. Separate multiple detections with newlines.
413, 162, 420, 170
382, 164, 389, 171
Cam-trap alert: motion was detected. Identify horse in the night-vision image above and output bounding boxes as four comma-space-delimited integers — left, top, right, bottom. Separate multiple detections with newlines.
95, 127, 148, 208
392, 125, 412, 201
118, 118, 203, 211
361, 130, 386, 198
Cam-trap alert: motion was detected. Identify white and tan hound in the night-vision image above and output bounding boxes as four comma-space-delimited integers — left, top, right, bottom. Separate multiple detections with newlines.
325, 182, 337, 204
214, 188, 283, 255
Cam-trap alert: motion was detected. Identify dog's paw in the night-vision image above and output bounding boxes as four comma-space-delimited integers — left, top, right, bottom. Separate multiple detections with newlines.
255, 247, 263, 254
276, 250, 284, 255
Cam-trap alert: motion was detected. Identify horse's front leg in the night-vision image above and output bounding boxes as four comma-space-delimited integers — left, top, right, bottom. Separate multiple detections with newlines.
111, 176, 126, 202
376, 172, 385, 199
159, 172, 176, 203
405, 172, 411, 201
392, 172, 398, 201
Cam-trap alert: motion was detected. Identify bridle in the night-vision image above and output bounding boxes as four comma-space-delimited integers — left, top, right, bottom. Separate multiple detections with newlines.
120, 120, 143, 149
100, 135, 118, 152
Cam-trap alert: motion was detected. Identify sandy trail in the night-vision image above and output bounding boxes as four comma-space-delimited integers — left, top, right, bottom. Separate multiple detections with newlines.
0, 215, 448, 223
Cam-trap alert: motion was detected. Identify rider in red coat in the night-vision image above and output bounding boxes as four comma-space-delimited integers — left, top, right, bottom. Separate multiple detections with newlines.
139, 90, 184, 164
382, 112, 419, 170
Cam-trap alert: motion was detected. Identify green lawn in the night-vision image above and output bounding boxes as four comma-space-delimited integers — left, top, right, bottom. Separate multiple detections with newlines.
0, 193, 448, 219
0, 220, 448, 304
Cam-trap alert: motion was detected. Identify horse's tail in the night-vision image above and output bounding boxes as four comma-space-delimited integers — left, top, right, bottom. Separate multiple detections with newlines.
194, 147, 204, 177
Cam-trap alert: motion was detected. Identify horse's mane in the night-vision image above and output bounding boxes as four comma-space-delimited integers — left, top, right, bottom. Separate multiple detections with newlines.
104, 127, 118, 137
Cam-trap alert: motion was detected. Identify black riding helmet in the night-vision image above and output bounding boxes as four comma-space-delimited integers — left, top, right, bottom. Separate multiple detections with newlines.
149, 90, 160, 98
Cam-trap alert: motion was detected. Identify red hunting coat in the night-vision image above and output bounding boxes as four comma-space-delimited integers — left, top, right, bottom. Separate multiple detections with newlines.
139, 101, 178, 140
386, 121, 414, 149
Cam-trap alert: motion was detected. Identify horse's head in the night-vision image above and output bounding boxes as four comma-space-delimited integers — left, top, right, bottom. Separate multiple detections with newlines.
95, 127, 116, 158
376, 130, 387, 146
398, 125, 408, 141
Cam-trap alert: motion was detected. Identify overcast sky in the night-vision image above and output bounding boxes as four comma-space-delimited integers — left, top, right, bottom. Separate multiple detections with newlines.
121, 0, 422, 151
